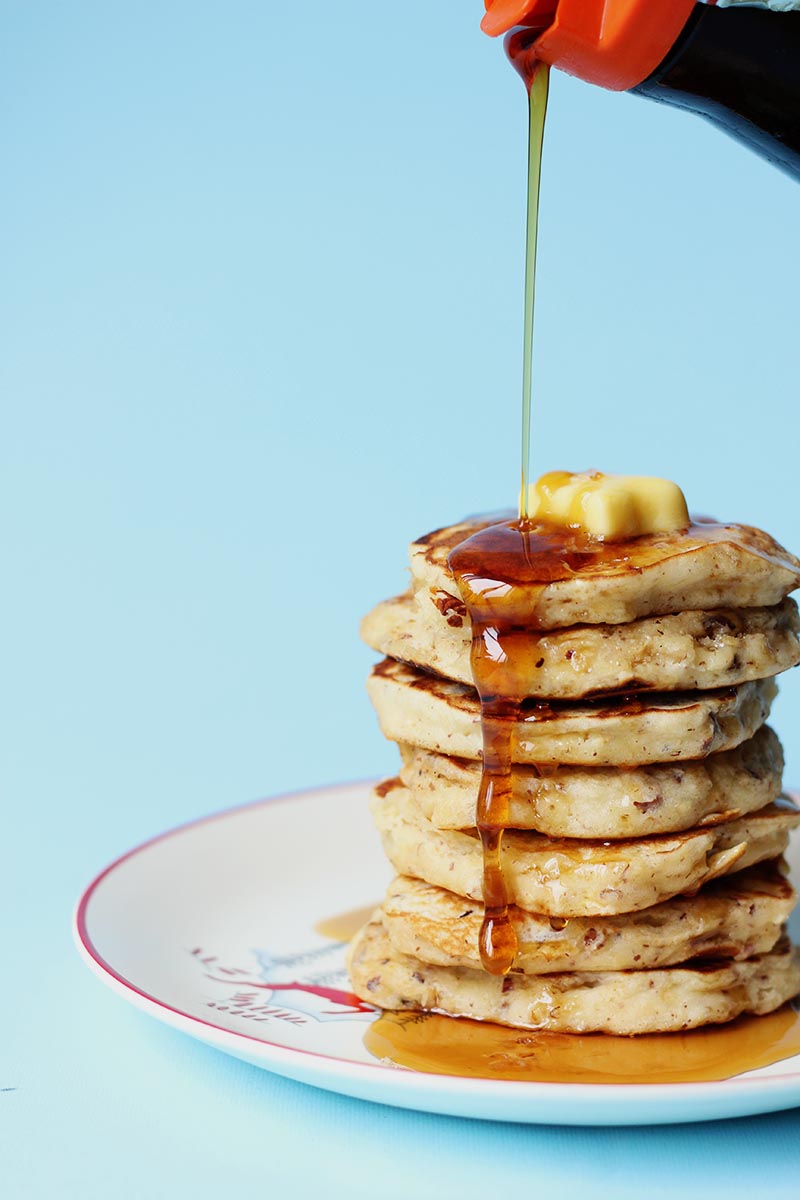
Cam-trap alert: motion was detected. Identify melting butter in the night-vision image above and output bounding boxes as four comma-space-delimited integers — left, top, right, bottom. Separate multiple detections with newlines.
524, 470, 690, 541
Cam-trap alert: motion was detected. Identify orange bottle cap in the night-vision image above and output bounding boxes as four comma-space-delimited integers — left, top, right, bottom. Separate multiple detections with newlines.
482, 0, 698, 92
481, 0, 557, 35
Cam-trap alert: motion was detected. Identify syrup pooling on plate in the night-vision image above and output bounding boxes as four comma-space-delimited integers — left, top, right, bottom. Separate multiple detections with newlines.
314, 904, 380, 943
365, 1005, 800, 1084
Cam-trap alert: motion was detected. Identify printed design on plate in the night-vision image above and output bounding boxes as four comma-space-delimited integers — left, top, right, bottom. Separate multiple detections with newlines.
190, 940, 376, 1026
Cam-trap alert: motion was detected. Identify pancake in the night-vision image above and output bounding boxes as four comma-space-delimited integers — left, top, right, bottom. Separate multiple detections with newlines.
347, 919, 800, 1034
362, 592, 800, 699
380, 862, 795, 974
398, 726, 784, 838
367, 658, 777, 766
372, 781, 800, 916
408, 515, 800, 631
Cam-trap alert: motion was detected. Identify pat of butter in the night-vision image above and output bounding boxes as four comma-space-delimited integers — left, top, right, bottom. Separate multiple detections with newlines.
524, 470, 690, 541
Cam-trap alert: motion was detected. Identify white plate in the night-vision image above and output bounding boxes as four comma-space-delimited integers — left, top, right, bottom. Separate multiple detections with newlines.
74, 781, 800, 1126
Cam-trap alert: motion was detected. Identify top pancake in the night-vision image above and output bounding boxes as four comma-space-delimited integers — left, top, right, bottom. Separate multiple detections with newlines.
409, 514, 800, 631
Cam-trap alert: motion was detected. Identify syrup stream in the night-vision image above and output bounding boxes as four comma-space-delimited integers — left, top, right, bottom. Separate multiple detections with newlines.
519, 63, 550, 520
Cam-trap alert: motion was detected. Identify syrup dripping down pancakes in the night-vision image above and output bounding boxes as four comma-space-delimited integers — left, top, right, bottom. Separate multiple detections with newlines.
348, 501, 800, 1035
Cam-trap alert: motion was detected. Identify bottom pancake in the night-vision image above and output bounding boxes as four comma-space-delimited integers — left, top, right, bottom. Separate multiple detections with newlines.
347, 919, 800, 1035
380, 864, 795, 974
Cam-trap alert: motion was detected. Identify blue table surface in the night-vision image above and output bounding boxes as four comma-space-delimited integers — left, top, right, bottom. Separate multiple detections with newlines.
7, 829, 800, 1200
5, 3, 800, 1195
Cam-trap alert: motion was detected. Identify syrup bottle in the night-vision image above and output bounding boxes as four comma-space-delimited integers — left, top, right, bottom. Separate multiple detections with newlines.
481, 0, 800, 179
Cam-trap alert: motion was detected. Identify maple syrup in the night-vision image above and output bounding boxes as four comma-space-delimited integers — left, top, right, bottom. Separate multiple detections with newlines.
315, 904, 379, 943
447, 516, 733, 973
364, 1005, 800, 1084
448, 524, 552, 974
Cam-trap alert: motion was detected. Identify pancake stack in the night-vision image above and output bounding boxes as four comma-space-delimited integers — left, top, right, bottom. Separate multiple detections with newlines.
348, 514, 800, 1034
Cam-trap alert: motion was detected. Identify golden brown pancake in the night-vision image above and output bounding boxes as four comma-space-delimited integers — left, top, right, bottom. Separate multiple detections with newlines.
347, 919, 800, 1034
362, 592, 800, 698
367, 658, 777, 766
371, 780, 800, 916
397, 727, 784, 838
408, 515, 800, 630
380, 862, 795, 974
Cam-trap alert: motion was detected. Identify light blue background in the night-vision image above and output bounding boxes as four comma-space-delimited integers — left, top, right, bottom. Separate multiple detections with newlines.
3, 3, 800, 1196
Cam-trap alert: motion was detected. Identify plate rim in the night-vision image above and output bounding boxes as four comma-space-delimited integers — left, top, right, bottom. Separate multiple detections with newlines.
73, 781, 800, 1112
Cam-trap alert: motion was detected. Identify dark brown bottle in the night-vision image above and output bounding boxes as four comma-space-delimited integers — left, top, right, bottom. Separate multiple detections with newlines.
481, 0, 800, 180
634, 5, 800, 180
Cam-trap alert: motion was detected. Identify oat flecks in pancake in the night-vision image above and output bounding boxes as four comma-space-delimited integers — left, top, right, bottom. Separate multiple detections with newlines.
371, 781, 800, 916
408, 515, 800, 630
397, 727, 784, 838
361, 592, 800, 698
347, 919, 800, 1035
367, 658, 777, 766
380, 862, 795, 974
